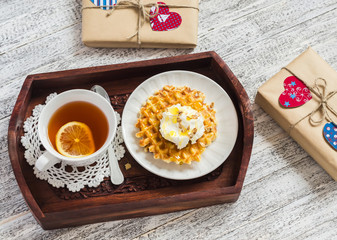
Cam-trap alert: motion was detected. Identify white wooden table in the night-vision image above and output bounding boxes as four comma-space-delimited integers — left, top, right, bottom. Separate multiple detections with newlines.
1, 0, 337, 239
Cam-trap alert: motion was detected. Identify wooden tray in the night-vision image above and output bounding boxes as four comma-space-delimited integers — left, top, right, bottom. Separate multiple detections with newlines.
8, 51, 254, 230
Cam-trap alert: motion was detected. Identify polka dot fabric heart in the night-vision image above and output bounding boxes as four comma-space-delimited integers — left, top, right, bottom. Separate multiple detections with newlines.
149, 2, 182, 31
323, 122, 337, 151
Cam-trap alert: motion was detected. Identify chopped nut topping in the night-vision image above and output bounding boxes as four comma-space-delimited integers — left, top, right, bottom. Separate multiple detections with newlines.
188, 128, 198, 138
125, 163, 131, 170
191, 114, 199, 119
210, 102, 214, 108
178, 118, 184, 130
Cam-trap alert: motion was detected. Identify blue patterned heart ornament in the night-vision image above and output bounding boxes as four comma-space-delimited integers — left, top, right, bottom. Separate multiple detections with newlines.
323, 122, 337, 150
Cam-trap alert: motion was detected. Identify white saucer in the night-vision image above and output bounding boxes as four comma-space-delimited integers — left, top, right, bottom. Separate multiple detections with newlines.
122, 70, 238, 180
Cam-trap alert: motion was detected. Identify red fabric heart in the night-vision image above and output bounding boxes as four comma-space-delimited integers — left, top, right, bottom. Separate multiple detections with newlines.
149, 2, 182, 31
279, 76, 312, 108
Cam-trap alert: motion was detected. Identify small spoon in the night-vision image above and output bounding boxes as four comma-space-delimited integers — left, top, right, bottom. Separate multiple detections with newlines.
91, 85, 124, 185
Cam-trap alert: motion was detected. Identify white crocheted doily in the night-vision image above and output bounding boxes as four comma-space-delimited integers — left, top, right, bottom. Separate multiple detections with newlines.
21, 93, 125, 192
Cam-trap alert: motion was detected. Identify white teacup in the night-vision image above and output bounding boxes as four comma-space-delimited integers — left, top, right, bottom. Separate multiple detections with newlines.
36, 89, 117, 171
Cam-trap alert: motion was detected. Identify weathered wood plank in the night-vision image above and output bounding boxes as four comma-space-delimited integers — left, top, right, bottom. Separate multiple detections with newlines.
0, 168, 27, 222
1, 0, 337, 238
0, 207, 191, 240
220, 183, 337, 239
0, 117, 9, 153
0, 0, 81, 53
0, 24, 82, 89
296, 218, 337, 240
0, 118, 30, 221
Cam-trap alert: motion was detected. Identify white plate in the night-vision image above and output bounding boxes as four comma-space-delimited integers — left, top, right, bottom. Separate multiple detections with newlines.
122, 70, 238, 180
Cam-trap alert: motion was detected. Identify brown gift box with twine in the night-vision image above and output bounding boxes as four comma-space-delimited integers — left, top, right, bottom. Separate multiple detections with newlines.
256, 47, 337, 181
82, 0, 199, 48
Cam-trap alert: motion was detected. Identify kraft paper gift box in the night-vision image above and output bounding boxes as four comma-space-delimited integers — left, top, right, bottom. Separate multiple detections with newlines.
256, 47, 337, 181
82, 0, 199, 48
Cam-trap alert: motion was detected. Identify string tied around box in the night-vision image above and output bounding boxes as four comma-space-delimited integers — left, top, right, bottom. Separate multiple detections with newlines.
282, 67, 337, 133
82, 0, 199, 47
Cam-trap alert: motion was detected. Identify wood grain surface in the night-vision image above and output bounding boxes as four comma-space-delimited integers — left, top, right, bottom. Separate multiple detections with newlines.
1, 0, 337, 239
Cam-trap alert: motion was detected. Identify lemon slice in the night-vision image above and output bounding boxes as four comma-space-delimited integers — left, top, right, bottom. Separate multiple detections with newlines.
55, 121, 95, 158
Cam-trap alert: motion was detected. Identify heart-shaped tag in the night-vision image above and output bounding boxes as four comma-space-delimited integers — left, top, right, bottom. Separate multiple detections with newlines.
90, 0, 117, 10
149, 2, 182, 31
323, 122, 337, 150
279, 76, 312, 108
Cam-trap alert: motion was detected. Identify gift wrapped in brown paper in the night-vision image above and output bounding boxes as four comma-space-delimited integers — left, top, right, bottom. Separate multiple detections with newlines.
256, 47, 337, 181
82, 0, 199, 48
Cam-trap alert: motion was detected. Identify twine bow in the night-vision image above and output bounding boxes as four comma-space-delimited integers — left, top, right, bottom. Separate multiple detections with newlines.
82, 0, 199, 47
282, 67, 337, 132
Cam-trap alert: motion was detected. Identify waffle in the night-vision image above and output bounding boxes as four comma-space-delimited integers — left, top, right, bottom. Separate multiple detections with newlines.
135, 85, 217, 165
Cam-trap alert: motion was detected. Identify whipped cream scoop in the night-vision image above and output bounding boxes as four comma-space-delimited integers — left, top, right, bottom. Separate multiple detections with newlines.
160, 104, 205, 149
